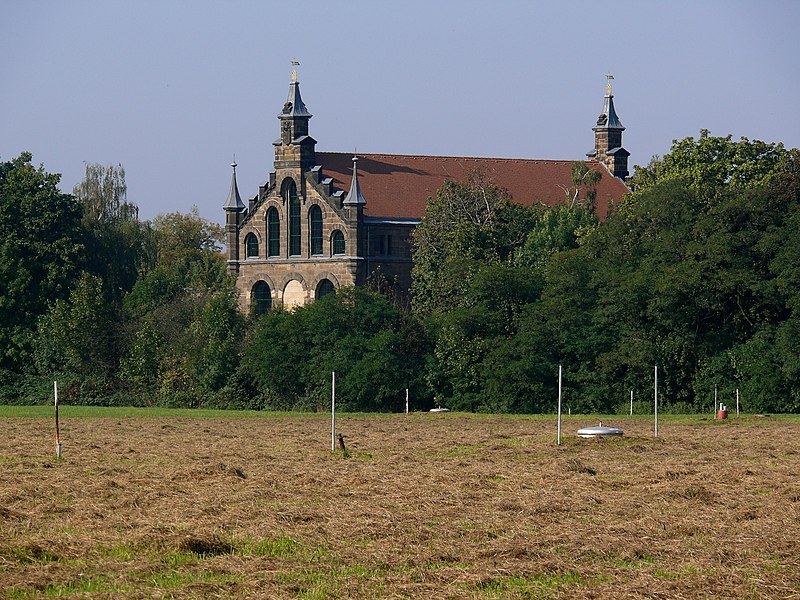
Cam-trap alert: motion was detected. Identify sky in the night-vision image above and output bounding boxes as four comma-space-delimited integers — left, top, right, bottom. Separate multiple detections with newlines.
2, 0, 799, 226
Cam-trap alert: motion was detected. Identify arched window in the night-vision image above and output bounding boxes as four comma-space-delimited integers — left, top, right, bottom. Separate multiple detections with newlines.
309, 205, 323, 256
316, 279, 335, 300
245, 233, 259, 258
252, 281, 272, 316
267, 207, 280, 257
332, 230, 345, 255
282, 179, 301, 256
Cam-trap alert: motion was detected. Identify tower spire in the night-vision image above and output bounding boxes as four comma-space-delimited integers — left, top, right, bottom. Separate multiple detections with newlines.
275, 60, 315, 170
595, 72, 624, 131
223, 160, 244, 211
280, 60, 311, 119
588, 74, 629, 180
343, 154, 367, 206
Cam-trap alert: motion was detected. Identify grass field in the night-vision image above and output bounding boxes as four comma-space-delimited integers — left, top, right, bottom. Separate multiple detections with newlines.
1, 408, 798, 598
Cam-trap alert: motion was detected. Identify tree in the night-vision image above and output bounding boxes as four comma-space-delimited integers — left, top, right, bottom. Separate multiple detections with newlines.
150, 207, 224, 272
118, 208, 234, 406
186, 289, 245, 392
34, 273, 115, 379
119, 320, 164, 391
242, 287, 430, 411
560, 161, 602, 209
629, 129, 786, 196
410, 171, 537, 316
73, 163, 138, 225
0, 153, 85, 371
124, 208, 228, 318
73, 162, 149, 304
515, 203, 598, 272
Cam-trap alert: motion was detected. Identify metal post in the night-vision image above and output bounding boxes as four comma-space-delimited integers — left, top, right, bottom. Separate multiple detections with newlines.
54, 381, 62, 458
736, 388, 740, 415
405, 388, 409, 414
557, 364, 562, 446
630, 389, 633, 416
654, 364, 659, 438
331, 371, 336, 452
714, 384, 718, 415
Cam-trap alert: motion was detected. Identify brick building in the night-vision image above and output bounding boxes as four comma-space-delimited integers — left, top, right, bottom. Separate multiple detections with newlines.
224, 71, 630, 314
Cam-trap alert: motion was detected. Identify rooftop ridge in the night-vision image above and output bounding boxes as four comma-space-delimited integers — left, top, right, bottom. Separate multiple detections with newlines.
316, 151, 599, 164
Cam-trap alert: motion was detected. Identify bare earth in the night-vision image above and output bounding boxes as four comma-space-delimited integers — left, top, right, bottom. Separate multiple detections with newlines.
1, 413, 798, 599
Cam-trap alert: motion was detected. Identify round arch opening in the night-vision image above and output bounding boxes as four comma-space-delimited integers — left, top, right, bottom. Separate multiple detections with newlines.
316, 278, 335, 300
252, 280, 272, 316
283, 279, 305, 309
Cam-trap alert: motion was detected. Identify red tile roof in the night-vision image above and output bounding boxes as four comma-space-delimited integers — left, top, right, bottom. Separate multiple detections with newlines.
317, 152, 629, 220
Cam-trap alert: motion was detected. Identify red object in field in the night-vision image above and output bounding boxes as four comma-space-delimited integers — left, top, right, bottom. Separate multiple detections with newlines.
717, 409, 728, 420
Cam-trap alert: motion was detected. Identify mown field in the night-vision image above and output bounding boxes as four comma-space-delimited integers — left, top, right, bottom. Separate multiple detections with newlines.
1, 408, 798, 599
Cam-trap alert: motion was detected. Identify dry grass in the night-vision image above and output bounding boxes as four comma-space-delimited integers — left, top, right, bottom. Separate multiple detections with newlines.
1, 412, 799, 598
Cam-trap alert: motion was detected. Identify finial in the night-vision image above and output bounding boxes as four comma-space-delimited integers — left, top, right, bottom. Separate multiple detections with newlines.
232, 154, 237, 170
291, 59, 300, 82
606, 72, 614, 95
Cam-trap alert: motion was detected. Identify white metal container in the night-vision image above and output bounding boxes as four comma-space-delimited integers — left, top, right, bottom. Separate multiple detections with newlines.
577, 423, 624, 438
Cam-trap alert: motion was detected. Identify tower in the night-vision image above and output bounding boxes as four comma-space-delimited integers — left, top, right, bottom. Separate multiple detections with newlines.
223, 160, 245, 273
588, 74, 629, 180
274, 62, 316, 175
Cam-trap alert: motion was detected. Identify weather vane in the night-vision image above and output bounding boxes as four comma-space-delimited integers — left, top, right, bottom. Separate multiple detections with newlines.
291, 59, 300, 82
606, 72, 614, 95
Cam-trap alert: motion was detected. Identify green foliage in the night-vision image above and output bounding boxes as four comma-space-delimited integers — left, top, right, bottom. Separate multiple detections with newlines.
119, 321, 164, 389
150, 207, 224, 270
412, 132, 800, 413
73, 162, 138, 224
630, 129, 785, 195
243, 287, 430, 411
564, 161, 602, 209
187, 289, 245, 392
34, 272, 116, 377
71, 162, 152, 306
411, 172, 596, 412
0, 153, 84, 370
2, 135, 799, 413
515, 203, 598, 272
410, 171, 538, 316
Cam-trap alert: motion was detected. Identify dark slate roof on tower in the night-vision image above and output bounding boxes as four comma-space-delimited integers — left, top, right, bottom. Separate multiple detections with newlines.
223, 161, 245, 211
594, 74, 624, 131
317, 153, 629, 221
279, 67, 312, 118
343, 155, 367, 206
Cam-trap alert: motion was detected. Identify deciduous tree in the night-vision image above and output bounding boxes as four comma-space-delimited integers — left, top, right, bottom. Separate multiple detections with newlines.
0, 153, 84, 370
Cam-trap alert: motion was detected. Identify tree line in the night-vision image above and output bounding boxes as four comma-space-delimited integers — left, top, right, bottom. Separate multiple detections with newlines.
1, 131, 798, 413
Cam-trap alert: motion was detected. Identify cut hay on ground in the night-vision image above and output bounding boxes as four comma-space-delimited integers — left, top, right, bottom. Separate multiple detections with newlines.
0, 413, 798, 598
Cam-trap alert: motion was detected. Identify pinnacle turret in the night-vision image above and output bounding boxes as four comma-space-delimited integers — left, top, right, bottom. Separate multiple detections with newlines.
223, 161, 245, 211
343, 154, 367, 206
223, 160, 245, 274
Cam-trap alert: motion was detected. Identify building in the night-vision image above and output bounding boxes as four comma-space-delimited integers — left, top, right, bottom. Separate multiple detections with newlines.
224, 71, 630, 314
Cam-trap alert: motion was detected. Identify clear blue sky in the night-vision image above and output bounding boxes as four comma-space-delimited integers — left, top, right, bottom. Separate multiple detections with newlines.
3, 0, 799, 225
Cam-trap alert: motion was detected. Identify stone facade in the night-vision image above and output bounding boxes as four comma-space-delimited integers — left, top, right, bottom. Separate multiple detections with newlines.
224, 76, 366, 312
228, 169, 366, 311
